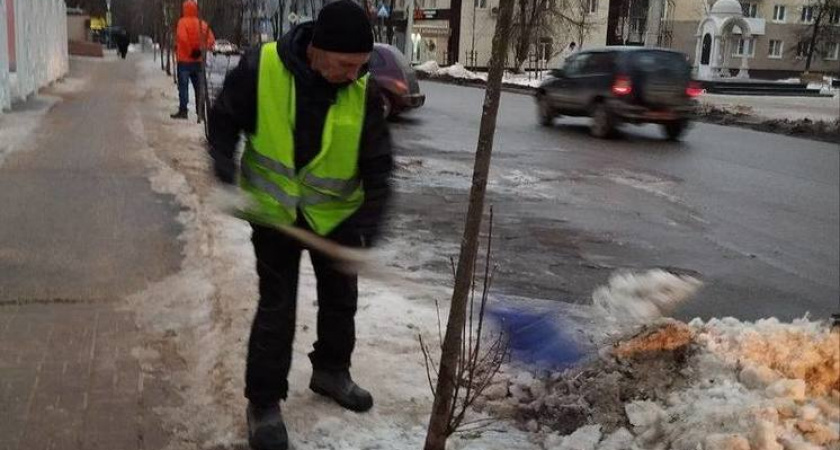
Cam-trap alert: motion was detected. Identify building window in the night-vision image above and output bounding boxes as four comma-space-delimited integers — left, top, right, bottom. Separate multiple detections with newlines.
801, 6, 814, 23
742, 2, 758, 18
474, 0, 487, 8
796, 41, 811, 57
587, 0, 598, 14
734, 38, 755, 57
825, 43, 839, 60
773, 5, 786, 22
538, 37, 553, 61
768, 39, 783, 58
630, 18, 646, 34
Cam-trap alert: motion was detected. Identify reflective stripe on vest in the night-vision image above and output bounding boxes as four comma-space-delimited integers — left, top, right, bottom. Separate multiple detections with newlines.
241, 42, 367, 236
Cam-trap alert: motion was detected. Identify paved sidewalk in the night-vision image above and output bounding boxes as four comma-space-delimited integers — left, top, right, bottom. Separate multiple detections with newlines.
0, 56, 182, 450
0, 303, 171, 450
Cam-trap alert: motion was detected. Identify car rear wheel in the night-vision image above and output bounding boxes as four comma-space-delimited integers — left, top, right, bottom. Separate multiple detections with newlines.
663, 120, 688, 141
590, 102, 615, 139
536, 95, 554, 126
381, 94, 393, 119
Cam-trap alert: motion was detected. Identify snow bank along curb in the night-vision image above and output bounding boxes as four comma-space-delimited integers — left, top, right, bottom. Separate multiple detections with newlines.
696, 103, 840, 144
416, 62, 840, 144
478, 317, 839, 450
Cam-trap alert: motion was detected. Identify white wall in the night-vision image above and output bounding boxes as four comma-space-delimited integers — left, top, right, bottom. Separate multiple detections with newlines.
0, 0, 67, 112
0, 0, 10, 111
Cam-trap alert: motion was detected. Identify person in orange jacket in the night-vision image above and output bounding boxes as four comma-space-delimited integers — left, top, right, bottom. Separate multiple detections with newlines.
171, 0, 215, 121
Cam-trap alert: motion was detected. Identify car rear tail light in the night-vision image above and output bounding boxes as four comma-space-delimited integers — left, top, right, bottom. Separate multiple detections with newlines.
686, 81, 704, 97
393, 80, 408, 94
611, 75, 632, 96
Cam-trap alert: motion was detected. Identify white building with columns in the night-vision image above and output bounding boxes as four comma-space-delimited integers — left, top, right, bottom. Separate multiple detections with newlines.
695, 0, 754, 79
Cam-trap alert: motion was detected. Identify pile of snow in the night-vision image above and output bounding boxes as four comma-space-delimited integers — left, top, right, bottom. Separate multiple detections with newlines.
438, 62, 483, 80
415, 60, 441, 74
414, 60, 546, 88
476, 316, 839, 450
593, 270, 702, 324
777, 76, 839, 96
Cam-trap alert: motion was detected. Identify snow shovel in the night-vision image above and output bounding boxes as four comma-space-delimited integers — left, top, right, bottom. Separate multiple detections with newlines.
487, 304, 588, 368
208, 186, 373, 273
487, 270, 703, 368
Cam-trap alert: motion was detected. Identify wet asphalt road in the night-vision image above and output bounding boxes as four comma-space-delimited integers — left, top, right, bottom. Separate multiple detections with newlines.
387, 81, 839, 321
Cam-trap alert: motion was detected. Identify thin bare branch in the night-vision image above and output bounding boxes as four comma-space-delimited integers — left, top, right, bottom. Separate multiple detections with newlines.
435, 299, 443, 346
419, 334, 438, 396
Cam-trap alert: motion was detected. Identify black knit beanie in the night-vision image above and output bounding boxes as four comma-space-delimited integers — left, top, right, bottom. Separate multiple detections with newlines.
311, 0, 374, 53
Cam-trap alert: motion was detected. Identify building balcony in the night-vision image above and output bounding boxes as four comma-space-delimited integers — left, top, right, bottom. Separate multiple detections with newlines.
731, 18, 766, 35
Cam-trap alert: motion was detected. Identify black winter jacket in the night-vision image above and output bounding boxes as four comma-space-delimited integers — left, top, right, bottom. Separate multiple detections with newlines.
207, 23, 393, 245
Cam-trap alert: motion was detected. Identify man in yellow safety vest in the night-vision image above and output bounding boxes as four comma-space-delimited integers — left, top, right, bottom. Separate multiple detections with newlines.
207, 2, 392, 448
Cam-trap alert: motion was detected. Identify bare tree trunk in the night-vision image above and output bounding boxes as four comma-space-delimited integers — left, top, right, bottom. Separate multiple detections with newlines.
234, 0, 245, 47
512, 0, 529, 72
447, 0, 464, 64
422, 0, 516, 448
805, 12, 825, 72
386, 0, 397, 45
168, 24, 175, 81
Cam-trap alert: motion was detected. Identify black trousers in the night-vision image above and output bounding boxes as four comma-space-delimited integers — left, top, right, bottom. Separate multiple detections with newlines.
245, 224, 359, 404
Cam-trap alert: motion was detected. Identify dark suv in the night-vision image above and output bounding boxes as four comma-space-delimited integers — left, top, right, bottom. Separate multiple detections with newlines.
535, 47, 701, 140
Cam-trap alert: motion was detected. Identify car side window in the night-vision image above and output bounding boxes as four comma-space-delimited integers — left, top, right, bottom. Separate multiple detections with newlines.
370, 50, 387, 69
564, 54, 589, 77
581, 53, 613, 75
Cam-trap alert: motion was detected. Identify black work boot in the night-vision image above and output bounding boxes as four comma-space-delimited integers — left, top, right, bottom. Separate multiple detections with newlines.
309, 370, 373, 412
170, 110, 188, 119
246, 403, 288, 450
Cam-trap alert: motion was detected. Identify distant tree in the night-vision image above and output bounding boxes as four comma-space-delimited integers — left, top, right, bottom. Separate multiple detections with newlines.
509, 0, 601, 72
792, 0, 840, 72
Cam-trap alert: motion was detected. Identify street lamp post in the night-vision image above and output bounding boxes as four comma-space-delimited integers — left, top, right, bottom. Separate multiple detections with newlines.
405, 0, 414, 61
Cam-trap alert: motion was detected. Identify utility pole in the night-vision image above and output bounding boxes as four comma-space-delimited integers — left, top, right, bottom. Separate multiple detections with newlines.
644, 0, 664, 47
447, 0, 462, 65
470, 0, 477, 66
405, 0, 415, 61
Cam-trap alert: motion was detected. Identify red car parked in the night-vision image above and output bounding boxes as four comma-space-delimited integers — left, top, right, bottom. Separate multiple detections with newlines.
369, 44, 425, 118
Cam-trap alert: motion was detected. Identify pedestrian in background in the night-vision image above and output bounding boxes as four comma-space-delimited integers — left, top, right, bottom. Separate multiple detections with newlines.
560, 41, 577, 67
115, 30, 130, 59
171, 0, 215, 121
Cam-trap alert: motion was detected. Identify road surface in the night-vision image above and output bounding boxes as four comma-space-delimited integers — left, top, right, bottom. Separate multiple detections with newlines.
387, 81, 839, 321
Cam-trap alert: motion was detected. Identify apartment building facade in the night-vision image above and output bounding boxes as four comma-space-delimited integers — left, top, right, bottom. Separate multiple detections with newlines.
391, 0, 610, 68
668, 0, 839, 79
